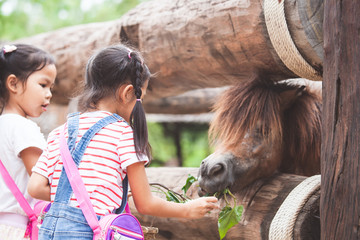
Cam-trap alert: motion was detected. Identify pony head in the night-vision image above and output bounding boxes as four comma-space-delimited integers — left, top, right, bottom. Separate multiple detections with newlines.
198, 76, 322, 195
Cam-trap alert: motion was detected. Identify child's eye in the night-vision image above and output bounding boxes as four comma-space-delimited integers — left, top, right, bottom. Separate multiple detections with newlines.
40, 84, 46, 88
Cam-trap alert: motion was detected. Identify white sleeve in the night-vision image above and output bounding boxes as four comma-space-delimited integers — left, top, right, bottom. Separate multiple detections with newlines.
117, 127, 149, 171
12, 118, 46, 157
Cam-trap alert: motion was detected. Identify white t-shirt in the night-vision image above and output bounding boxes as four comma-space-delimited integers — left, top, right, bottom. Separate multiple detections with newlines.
0, 114, 46, 218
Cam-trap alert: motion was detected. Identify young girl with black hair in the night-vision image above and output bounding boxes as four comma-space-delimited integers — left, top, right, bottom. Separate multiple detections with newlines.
28, 44, 218, 239
0, 44, 56, 239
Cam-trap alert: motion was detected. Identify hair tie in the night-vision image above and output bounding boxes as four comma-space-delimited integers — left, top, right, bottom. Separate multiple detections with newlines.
3, 45, 17, 54
128, 51, 132, 59
136, 99, 142, 102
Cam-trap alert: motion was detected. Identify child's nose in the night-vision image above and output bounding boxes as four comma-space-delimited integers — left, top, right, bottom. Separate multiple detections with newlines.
46, 89, 52, 99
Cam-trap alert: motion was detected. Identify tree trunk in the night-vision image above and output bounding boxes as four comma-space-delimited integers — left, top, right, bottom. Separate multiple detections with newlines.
129, 167, 320, 240
321, 0, 360, 239
16, 0, 323, 105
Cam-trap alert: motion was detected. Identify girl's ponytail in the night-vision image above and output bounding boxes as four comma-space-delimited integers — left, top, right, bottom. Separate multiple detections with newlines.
129, 55, 151, 161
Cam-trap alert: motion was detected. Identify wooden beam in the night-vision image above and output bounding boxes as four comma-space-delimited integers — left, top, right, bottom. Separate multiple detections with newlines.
321, 0, 360, 239
143, 87, 228, 114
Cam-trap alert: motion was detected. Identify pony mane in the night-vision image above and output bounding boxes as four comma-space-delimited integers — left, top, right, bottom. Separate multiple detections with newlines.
281, 83, 322, 174
209, 76, 322, 175
209, 76, 284, 151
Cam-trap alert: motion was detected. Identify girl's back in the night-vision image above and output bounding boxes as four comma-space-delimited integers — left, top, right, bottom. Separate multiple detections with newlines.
33, 111, 148, 216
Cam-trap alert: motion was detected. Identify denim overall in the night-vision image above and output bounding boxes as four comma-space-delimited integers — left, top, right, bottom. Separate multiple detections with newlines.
39, 113, 124, 239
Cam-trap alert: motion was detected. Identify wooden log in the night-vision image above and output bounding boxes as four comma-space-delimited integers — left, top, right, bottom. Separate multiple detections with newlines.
128, 167, 320, 240
142, 226, 159, 240
14, 0, 323, 105
297, 0, 324, 62
321, 0, 360, 239
143, 87, 228, 114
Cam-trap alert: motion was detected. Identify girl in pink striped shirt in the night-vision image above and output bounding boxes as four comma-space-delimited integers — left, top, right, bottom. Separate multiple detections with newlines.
28, 44, 219, 239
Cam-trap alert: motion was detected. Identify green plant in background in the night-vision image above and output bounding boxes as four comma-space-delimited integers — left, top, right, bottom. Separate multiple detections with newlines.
150, 174, 243, 240
181, 125, 213, 167
147, 122, 177, 166
148, 122, 213, 167
0, 0, 147, 41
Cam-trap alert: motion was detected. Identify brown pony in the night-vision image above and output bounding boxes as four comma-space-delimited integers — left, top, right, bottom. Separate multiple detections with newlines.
198, 76, 322, 195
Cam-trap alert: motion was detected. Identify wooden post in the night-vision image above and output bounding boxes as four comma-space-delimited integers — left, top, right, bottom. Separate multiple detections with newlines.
321, 0, 360, 239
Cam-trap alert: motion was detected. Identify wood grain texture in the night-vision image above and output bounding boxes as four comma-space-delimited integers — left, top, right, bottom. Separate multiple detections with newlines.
321, 0, 360, 239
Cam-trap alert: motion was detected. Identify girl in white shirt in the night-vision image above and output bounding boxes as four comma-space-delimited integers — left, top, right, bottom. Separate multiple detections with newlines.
0, 44, 56, 239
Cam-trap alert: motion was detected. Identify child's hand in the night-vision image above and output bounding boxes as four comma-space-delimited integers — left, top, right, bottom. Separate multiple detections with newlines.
184, 196, 220, 219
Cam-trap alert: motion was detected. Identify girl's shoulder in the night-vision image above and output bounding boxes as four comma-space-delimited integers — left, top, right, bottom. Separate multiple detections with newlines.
0, 113, 29, 122
0, 113, 41, 131
80, 111, 132, 129
0, 114, 46, 150
46, 123, 64, 142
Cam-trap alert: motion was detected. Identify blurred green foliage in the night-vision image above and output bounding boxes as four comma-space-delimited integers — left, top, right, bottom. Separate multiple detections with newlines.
148, 122, 213, 167
0, 0, 212, 167
0, 0, 146, 41
180, 124, 213, 167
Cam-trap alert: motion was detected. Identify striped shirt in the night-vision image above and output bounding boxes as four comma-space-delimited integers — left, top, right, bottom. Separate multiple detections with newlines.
32, 111, 148, 216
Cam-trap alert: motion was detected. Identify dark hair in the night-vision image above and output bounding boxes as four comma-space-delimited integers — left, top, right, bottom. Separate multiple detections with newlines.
78, 44, 152, 161
0, 44, 55, 112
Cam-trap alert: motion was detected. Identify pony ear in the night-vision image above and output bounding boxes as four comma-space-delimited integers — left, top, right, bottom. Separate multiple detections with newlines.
279, 85, 306, 110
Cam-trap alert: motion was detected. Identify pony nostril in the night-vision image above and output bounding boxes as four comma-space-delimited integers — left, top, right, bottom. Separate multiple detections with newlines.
209, 163, 225, 176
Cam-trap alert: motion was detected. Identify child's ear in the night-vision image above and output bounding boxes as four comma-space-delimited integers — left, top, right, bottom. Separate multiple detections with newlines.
6, 74, 19, 93
118, 84, 135, 103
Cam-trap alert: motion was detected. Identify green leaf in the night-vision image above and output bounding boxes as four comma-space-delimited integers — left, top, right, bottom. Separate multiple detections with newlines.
165, 190, 181, 203
181, 174, 197, 194
218, 205, 243, 239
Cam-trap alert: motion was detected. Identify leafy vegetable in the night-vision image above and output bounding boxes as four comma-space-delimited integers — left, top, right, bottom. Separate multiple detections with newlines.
166, 190, 181, 203
150, 174, 243, 239
218, 205, 243, 239
181, 174, 197, 195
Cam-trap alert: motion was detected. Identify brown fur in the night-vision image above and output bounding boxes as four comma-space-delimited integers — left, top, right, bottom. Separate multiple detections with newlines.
209, 76, 322, 176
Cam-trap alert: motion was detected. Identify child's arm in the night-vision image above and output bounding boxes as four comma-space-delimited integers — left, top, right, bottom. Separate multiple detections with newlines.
127, 162, 219, 219
19, 147, 43, 176
28, 172, 51, 201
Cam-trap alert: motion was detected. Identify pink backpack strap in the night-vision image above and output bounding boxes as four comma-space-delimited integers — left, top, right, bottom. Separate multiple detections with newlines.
0, 159, 37, 222
59, 126, 102, 235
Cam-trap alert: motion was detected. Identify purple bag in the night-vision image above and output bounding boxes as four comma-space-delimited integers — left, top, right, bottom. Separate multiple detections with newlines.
96, 211, 144, 240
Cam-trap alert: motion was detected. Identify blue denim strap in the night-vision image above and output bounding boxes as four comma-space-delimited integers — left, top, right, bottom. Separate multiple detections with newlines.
66, 112, 80, 153
54, 113, 123, 204
71, 114, 121, 165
